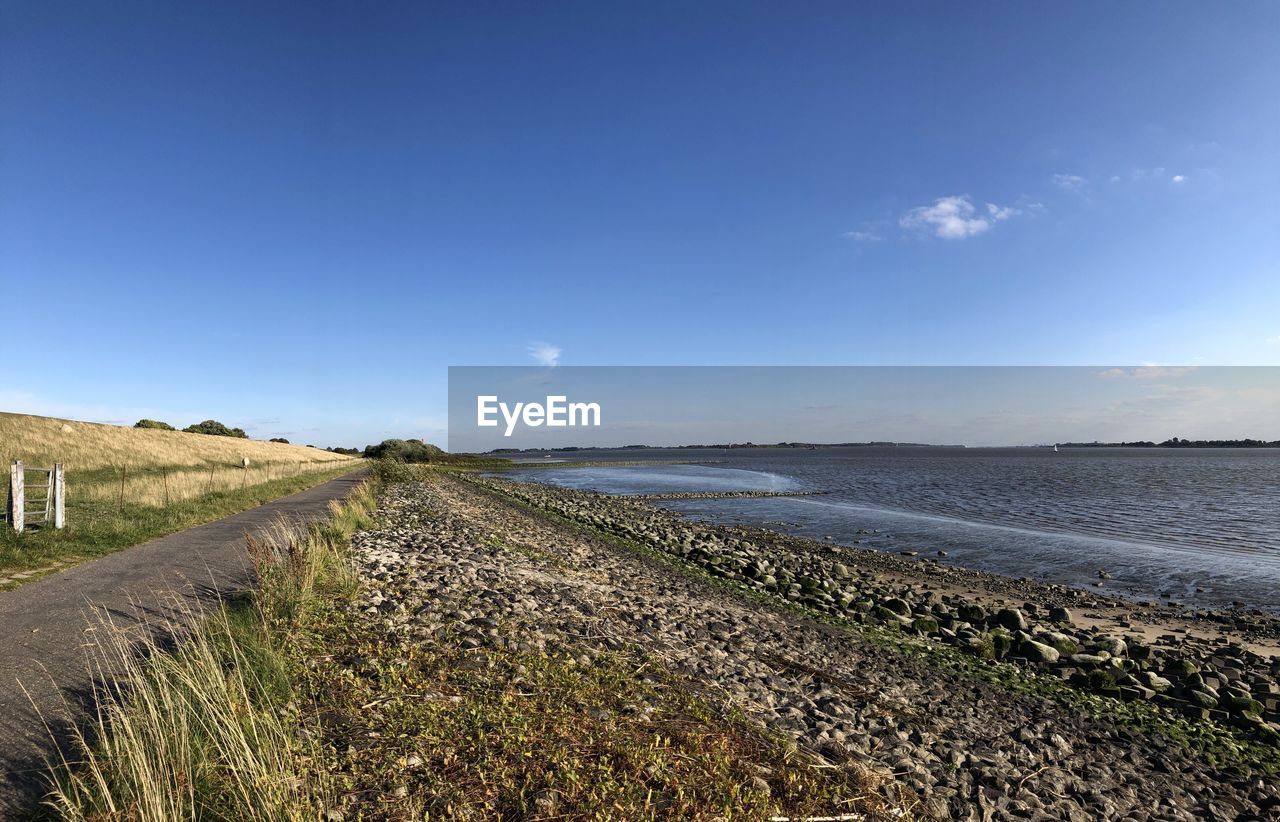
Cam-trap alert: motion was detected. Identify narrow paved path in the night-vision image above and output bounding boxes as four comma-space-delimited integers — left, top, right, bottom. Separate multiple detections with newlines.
0, 470, 368, 817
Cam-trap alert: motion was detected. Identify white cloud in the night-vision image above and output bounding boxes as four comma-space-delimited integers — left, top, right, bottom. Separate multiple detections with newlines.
527, 342, 562, 367
843, 230, 882, 242
1095, 366, 1196, 380
1172, 174, 1186, 183
1051, 173, 1087, 192
899, 195, 1019, 240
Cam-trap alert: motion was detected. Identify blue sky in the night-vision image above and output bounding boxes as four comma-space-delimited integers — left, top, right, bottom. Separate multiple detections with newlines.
2, 2, 1278, 447
449, 367, 1280, 450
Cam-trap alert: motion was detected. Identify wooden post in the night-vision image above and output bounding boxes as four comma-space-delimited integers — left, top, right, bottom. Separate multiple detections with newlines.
162, 468, 170, 507
118, 466, 126, 511
9, 460, 23, 533
52, 463, 65, 529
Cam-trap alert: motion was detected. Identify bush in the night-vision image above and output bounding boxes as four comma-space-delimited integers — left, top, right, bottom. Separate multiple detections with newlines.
134, 419, 176, 431
183, 420, 249, 438
326, 447, 361, 456
362, 438, 444, 463
372, 458, 419, 484
268, 437, 290, 444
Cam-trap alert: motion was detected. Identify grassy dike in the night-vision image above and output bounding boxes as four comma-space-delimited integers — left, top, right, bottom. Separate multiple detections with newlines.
42, 464, 888, 820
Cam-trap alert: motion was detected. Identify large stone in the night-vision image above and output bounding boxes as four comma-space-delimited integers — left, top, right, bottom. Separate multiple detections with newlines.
882, 597, 912, 616
1048, 606, 1074, 625
1187, 689, 1218, 709
995, 608, 1028, 632
1040, 631, 1080, 656
1022, 640, 1061, 665
1095, 637, 1128, 658
912, 616, 940, 635
989, 629, 1014, 659
1224, 694, 1263, 716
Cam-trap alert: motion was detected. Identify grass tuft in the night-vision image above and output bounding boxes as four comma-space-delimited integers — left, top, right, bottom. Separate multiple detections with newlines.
41, 482, 378, 821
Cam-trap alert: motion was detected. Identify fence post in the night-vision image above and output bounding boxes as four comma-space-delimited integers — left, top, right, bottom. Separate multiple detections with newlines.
9, 460, 24, 533
53, 463, 65, 529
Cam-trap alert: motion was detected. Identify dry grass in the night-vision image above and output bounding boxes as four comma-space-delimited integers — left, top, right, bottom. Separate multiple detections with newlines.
42, 483, 378, 821
1, 412, 353, 471
1, 412, 361, 511
41, 603, 321, 822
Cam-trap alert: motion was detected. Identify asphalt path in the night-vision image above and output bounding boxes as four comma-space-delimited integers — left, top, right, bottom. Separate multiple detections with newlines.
0, 470, 368, 817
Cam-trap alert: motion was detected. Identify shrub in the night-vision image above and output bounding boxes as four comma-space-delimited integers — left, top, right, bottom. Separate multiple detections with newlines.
269, 437, 290, 444
134, 419, 176, 431
183, 420, 249, 438
372, 458, 419, 484
362, 438, 444, 462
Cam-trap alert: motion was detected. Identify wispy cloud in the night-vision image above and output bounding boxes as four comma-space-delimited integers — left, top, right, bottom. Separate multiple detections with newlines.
1051, 173, 1087, 192
899, 195, 1019, 240
1266, 335, 1280, 345
843, 229, 882, 242
1126, 167, 1189, 185
1095, 366, 1196, 380
527, 342, 562, 367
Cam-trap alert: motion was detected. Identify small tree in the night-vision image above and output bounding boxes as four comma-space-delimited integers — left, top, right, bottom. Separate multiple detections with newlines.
268, 437, 290, 444
134, 419, 176, 431
183, 420, 249, 438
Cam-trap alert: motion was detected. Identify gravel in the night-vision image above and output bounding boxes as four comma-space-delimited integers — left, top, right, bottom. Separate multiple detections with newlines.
349, 474, 1280, 820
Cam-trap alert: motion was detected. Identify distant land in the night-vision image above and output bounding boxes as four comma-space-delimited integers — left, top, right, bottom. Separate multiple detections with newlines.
486, 437, 1280, 454
1048, 438, 1280, 449
487, 442, 964, 454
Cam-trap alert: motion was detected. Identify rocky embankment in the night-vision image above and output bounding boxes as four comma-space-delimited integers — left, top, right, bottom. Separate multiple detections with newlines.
484, 478, 1280, 744
352, 474, 1280, 820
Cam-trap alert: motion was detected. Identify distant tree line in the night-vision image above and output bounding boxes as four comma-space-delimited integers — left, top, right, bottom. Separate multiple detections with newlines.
133, 420, 465, 459
135, 418, 248, 438
1055, 438, 1280, 448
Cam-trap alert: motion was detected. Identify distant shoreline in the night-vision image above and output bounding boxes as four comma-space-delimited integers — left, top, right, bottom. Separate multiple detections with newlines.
486, 438, 1280, 454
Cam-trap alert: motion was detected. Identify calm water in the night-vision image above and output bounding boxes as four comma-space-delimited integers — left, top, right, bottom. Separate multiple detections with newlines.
509, 447, 1280, 613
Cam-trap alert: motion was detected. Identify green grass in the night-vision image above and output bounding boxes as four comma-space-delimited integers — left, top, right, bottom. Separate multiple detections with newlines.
42, 483, 378, 821
0, 463, 363, 587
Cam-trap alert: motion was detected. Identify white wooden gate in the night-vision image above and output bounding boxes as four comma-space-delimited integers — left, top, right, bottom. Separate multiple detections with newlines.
6, 461, 65, 532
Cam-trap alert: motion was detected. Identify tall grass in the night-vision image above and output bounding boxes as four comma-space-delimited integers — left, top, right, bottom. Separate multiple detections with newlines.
42, 482, 377, 821
1, 411, 362, 513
